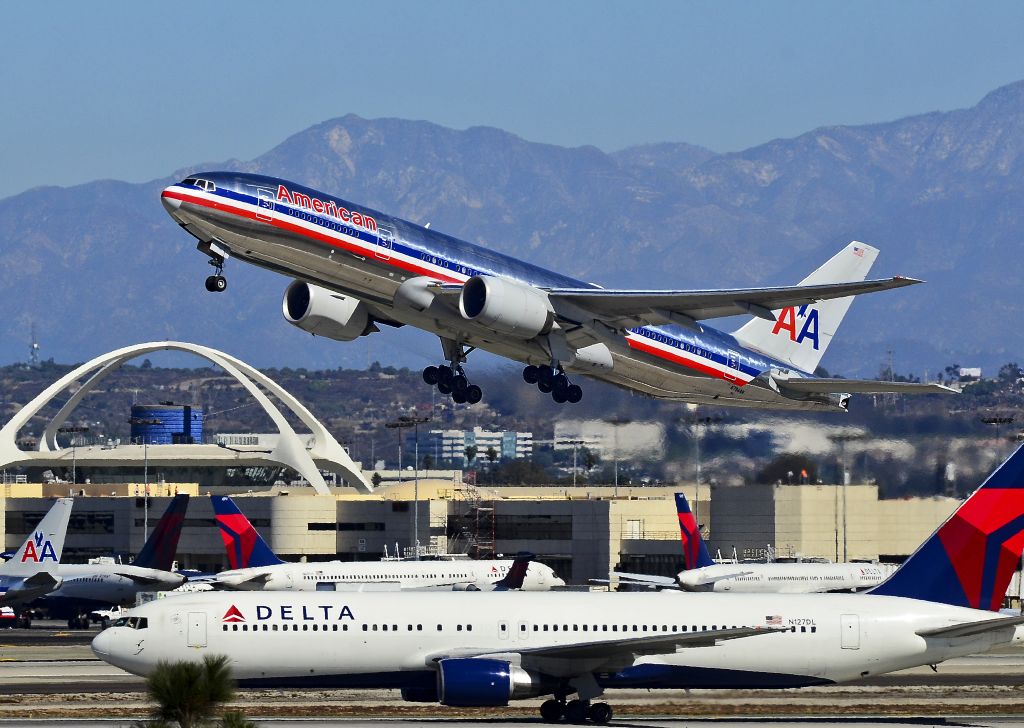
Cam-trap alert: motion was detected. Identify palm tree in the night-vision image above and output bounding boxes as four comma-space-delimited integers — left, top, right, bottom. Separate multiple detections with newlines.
145, 654, 237, 728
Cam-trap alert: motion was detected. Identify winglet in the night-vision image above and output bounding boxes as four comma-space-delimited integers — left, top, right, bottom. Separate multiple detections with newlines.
1, 498, 73, 576
493, 552, 534, 591
210, 495, 285, 569
870, 443, 1024, 610
675, 494, 715, 570
133, 494, 189, 571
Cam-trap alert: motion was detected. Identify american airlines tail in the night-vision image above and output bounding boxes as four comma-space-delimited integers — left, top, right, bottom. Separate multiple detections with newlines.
674, 494, 715, 570
211, 496, 285, 569
133, 494, 189, 571
870, 443, 1024, 611
733, 242, 879, 374
1, 498, 74, 577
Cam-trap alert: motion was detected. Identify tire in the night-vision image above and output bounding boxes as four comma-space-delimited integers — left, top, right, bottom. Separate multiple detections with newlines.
466, 385, 482, 404
437, 366, 454, 387
539, 699, 564, 723
213, 275, 227, 292
537, 367, 554, 389
204, 276, 217, 292
452, 374, 468, 394
523, 365, 540, 384
564, 700, 588, 724
437, 381, 452, 395
567, 384, 583, 404
422, 366, 439, 385
588, 703, 613, 725
553, 373, 569, 393
552, 389, 568, 404
538, 379, 553, 394
452, 390, 467, 404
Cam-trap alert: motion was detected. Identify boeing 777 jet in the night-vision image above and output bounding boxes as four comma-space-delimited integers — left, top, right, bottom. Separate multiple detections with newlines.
161, 174, 952, 410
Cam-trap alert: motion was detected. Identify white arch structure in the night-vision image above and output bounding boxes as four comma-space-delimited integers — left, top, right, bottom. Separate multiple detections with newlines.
0, 341, 373, 494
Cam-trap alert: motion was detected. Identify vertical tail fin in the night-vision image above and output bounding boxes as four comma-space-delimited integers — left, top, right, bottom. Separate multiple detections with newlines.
133, 494, 189, 571
210, 495, 285, 569
493, 552, 534, 591
1, 498, 74, 576
870, 444, 1024, 610
733, 242, 878, 373
675, 493, 715, 569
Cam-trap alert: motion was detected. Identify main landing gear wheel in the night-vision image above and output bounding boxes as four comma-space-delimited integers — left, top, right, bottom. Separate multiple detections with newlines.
539, 699, 564, 723
525, 365, 584, 405
588, 703, 613, 725
564, 699, 589, 724
204, 275, 227, 292
423, 363, 483, 405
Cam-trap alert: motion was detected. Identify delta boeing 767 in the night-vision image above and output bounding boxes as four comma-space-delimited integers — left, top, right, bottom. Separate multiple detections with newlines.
161, 174, 952, 410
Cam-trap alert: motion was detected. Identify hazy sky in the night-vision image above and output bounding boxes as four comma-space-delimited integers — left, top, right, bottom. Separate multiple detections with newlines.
2, 1, 1023, 199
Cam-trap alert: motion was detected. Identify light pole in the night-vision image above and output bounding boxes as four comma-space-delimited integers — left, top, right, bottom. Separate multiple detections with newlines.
386, 415, 431, 558
829, 432, 865, 562
603, 417, 631, 497
129, 417, 162, 540
58, 425, 89, 486
682, 411, 720, 529
559, 439, 585, 486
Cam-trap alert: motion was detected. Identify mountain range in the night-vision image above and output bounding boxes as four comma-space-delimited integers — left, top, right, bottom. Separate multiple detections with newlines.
3, 80, 1024, 377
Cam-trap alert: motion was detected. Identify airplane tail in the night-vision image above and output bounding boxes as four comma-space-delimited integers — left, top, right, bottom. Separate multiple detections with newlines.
675, 493, 715, 570
1, 498, 74, 576
733, 242, 878, 374
133, 494, 189, 571
870, 444, 1024, 611
493, 552, 534, 591
211, 495, 285, 569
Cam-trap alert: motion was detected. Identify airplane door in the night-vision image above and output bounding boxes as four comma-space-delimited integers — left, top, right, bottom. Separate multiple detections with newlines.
725, 350, 741, 382
840, 614, 860, 649
187, 612, 207, 648
255, 188, 274, 222
376, 226, 394, 261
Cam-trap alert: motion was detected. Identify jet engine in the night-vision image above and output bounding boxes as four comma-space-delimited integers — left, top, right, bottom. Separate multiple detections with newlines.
282, 281, 372, 342
436, 658, 548, 706
459, 276, 552, 339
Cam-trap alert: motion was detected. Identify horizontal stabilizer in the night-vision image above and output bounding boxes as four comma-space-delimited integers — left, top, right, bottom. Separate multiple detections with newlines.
779, 379, 958, 395
916, 615, 1024, 639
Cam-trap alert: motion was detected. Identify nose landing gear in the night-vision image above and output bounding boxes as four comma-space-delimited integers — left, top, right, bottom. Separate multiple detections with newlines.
523, 365, 583, 404
204, 256, 227, 293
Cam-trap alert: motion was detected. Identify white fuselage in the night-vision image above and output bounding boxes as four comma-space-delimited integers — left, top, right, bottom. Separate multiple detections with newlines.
680, 562, 897, 594
45, 564, 185, 605
92, 590, 1024, 694
215, 559, 564, 592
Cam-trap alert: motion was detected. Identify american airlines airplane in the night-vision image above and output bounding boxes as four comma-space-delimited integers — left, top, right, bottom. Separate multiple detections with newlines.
614, 493, 896, 593
210, 495, 564, 591
35, 495, 189, 626
94, 445, 1024, 724
0, 498, 73, 625
160, 174, 952, 410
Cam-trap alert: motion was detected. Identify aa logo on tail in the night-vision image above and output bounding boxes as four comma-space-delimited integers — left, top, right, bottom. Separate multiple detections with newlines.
771, 305, 820, 350
21, 532, 57, 563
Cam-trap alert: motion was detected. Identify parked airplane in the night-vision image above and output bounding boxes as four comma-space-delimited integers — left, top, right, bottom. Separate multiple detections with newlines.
94, 445, 1024, 723
35, 494, 189, 626
614, 493, 895, 593
0, 498, 73, 625
160, 174, 952, 411
210, 495, 563, 591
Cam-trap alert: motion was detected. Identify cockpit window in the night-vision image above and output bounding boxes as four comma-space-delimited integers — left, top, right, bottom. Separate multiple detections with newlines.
114, 616, 148, 629
113, 617, 129, 627
182, 178, 198, 186
180, 178, 215, 192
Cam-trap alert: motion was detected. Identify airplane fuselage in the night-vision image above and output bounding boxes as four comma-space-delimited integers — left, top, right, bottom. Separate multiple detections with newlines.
161, 174, 847, 411
34, 564, 185, 616
678, 562, 897, 593
93, 590, 1023, 694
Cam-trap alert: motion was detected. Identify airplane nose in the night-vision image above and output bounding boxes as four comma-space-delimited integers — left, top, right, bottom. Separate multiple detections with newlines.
91, 629, 113, 658
161, 188, 182, 214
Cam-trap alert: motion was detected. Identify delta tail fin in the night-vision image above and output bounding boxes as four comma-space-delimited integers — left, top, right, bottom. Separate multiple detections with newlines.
870, 444, 1024, 611
133, 494, 189, 571
733, 242, 878, 374
493, 552, 535, 591
211, 495, 285, 569
675, 493, 715, 570
1, 498, 74, 577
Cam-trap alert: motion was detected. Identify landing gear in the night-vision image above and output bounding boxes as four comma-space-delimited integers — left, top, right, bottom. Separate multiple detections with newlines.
204, 256, 227, 293
523, 365, 583, 405
538, 697, 612, 724
423, 341, 482, 405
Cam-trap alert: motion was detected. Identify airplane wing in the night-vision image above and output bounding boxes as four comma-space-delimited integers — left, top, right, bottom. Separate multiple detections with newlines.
607, 572, 678, 588
212, 573, 272, 590
545, 277, 920, 329
424, 626, 786, 672
916, 615, 1024, 639
0, 572, 62, 606
778, 379, 957, 395
114, 572, 185, 587
680, 571, 756, 586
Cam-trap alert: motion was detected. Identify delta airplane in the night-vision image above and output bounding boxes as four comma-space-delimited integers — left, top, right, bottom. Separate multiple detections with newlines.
614, 493, 896, 593
94, 445, 1024, 724
35, 495, 189, 626
160, 174, 953, 411
210, 495, 563, 591
0, 498, 73, 625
